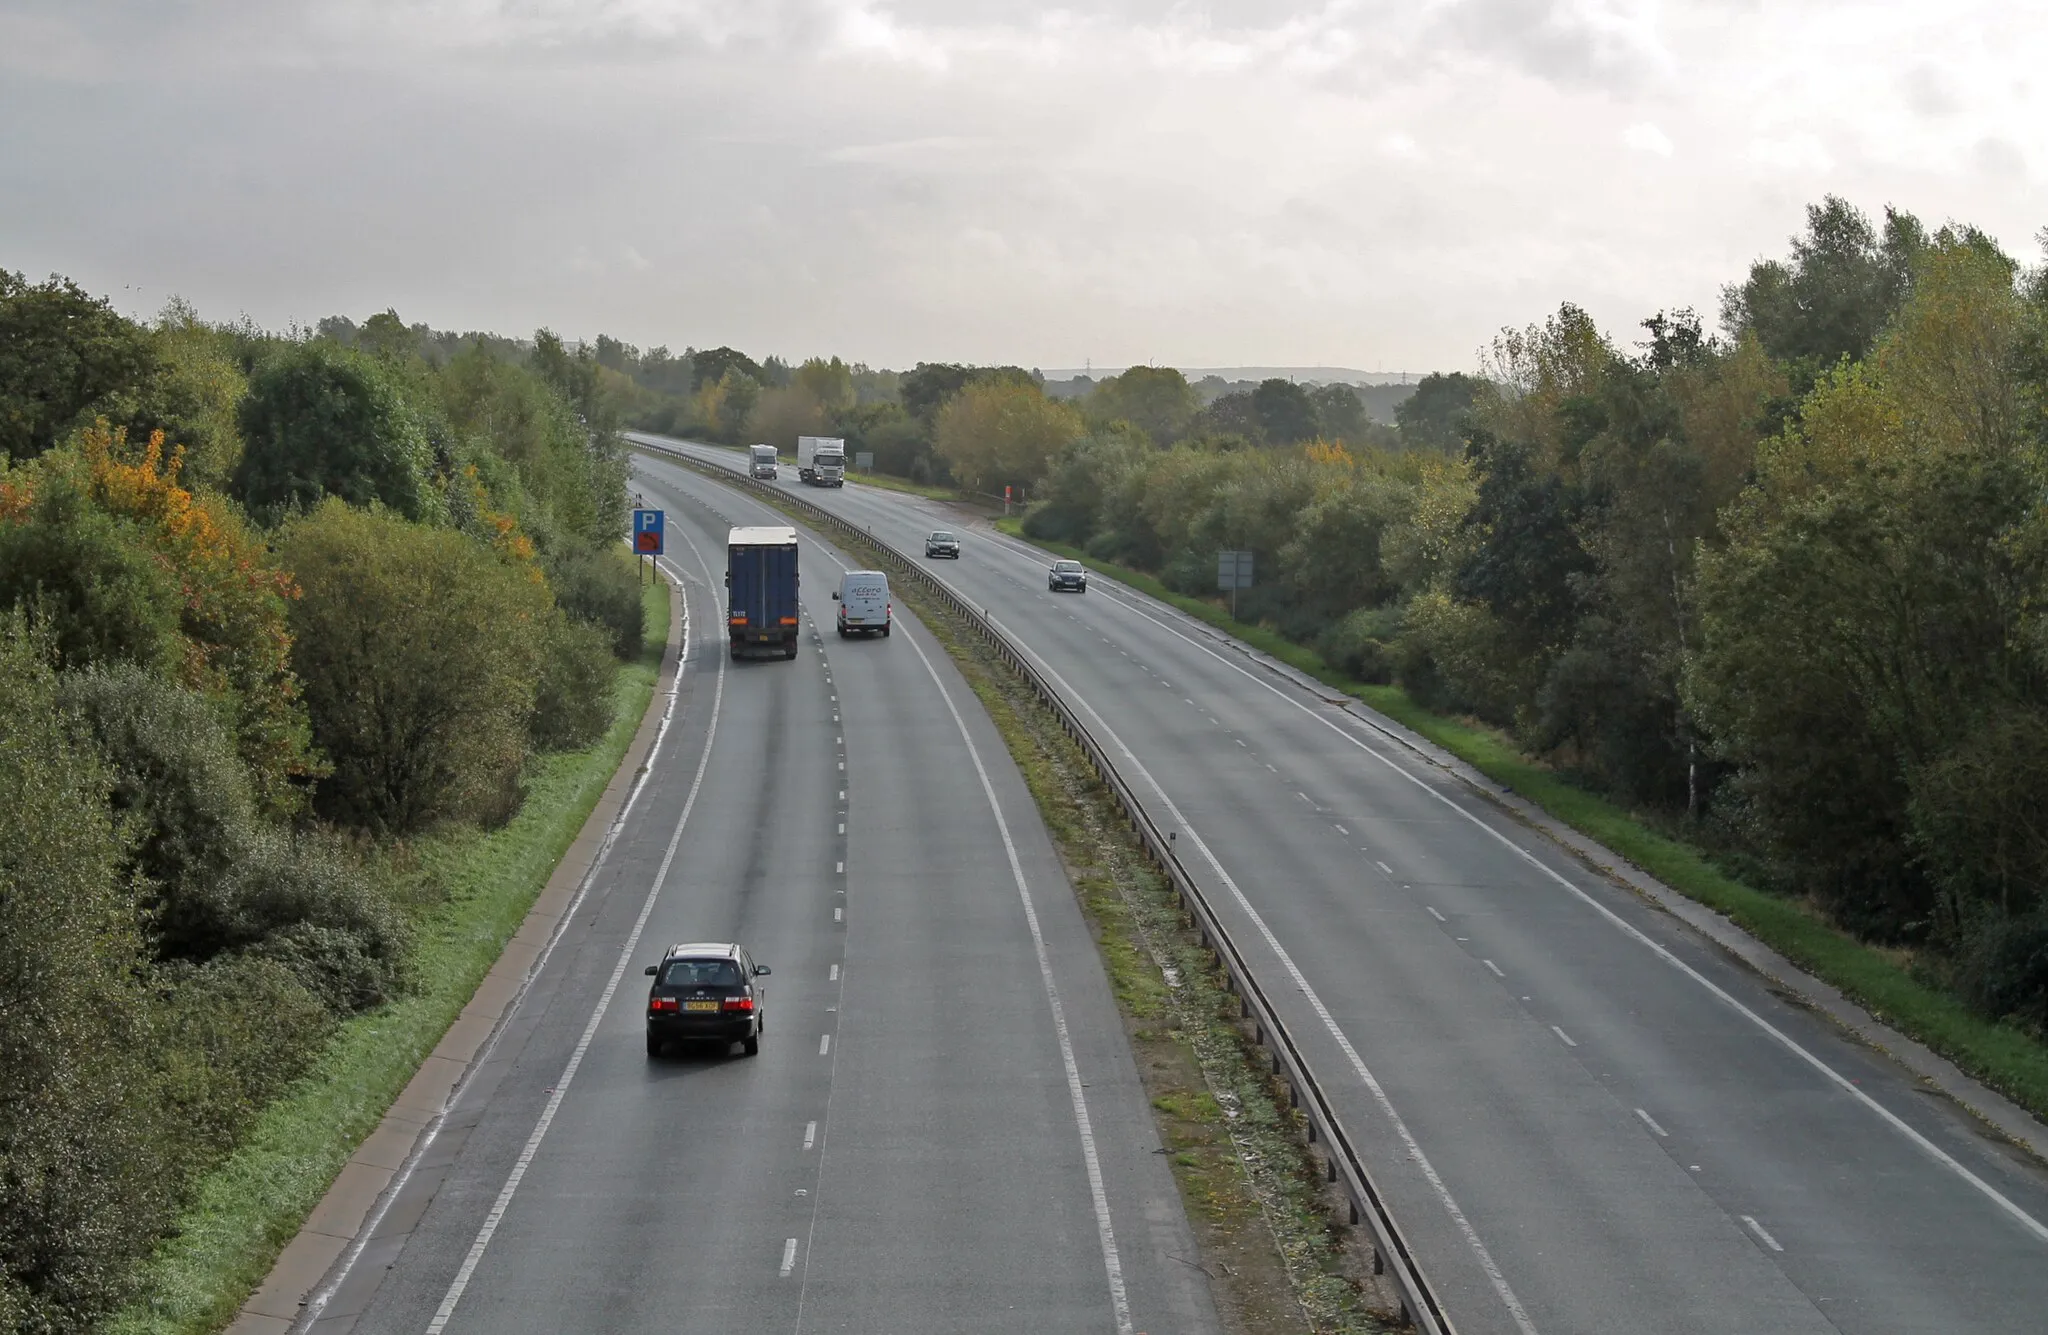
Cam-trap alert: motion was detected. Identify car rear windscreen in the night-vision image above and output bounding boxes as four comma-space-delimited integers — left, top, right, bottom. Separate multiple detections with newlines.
662, 959, 741, 987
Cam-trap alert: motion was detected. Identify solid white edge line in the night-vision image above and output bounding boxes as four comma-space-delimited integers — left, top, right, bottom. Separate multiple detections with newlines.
423, 527, 728, 1334
295, 548, 696, 1332
1635, 1108, 1669, 1138
960, 612, 1537, 1334
957, 508, 2048, 1249
1742, 1216, 1785, 1253
897, 623, 1136, 1335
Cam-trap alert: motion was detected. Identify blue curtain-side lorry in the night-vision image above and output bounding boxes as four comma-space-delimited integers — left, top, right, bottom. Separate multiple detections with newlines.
726, 525, 800, 660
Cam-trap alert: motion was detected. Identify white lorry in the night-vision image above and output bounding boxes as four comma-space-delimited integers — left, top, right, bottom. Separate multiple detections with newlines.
796, 435, 846, 487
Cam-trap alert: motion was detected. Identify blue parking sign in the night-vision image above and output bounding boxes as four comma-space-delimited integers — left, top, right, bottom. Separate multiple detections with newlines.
632, 508, 665, 555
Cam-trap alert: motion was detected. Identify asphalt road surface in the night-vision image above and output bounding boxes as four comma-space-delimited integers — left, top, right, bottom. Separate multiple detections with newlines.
634, 436, 2048, 1335
317, 481, 1219, 1334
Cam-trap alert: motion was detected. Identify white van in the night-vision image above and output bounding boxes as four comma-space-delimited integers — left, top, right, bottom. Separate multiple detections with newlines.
833, 570, 891, 638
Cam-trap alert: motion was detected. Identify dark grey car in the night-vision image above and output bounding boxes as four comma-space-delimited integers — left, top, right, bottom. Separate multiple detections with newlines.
925, 530, 961, 559
1047, 559, 1087, 592
644, 942, 770, 1057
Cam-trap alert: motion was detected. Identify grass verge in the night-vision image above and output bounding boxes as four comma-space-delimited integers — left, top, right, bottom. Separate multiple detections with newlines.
845, 471, 973, 503
995, 518, 2048, 1127
733, 483, 1391, 1332
109, 576, 672, 1335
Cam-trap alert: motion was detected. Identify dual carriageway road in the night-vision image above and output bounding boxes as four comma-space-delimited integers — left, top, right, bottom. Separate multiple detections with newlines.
313, 477, 1218, 1332
629, 436, 2048, 1335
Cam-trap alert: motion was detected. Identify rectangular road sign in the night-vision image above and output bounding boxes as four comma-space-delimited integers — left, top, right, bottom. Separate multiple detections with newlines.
855, 451, 874, 472
632, 508, 665, 556
1217, 549, 1254, 591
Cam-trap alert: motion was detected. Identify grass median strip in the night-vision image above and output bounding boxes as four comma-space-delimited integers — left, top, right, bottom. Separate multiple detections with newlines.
109, 576, 670, 1335
994, 519, 2048, 1129
710, 473, 1393, 1332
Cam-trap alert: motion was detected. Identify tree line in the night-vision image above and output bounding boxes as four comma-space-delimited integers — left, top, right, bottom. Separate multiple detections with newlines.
0, 277, 641, 1330
1021, 198, 2048, 1036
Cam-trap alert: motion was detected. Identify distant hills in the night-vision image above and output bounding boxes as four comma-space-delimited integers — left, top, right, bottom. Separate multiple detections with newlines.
1038, 366, 1433, 387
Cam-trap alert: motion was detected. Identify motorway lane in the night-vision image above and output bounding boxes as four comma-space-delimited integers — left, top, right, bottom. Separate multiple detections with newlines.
634, 437, 2048, 1334
323, 490, 1215, 1334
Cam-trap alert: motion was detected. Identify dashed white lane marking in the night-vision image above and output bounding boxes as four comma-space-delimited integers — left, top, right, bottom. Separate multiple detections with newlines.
781, 1238, 799, 1276
1426, 906, 1447, 923
838, 761, 844, 771
835, 861, 844, 873
1635, 1108, 1669, 1138
828, 964, 839, 981
837, 823, 845, 834
839, 790, 845, 799
1484, 959, 1506, 978
1551, 1026, 1578, 1048
819, 1034, 831, 1055
983, 553, 2048, 1249
1184, 697, 1195, 705
836, 736, 842, 744
1375, 860, 1395, 876
833, 907, 843, 923
803, 1121, 817, 1150
1296, 792, 1312, 805
1742, 1216, 1784, 1252
423, 530, 728, 1335
1334, 824, 1349, 835
1264, 763, 1277, 772
1236, 739, 1247, 747
896, 623, 1135, 1334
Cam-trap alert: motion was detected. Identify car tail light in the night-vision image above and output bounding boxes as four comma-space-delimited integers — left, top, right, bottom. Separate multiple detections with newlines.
649, 997, 679, 1012
722, 995, 755, 1012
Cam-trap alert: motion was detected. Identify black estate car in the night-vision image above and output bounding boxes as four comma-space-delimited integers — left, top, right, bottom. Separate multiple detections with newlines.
644, 942, 770, 1057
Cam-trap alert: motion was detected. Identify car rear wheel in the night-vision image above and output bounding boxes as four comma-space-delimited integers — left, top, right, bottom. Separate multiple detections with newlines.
646, 1034, 663, 1058
743, 1035, 760, 1056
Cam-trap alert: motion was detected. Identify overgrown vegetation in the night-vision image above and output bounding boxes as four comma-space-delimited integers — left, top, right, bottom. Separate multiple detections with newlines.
0, 273, 643, 1331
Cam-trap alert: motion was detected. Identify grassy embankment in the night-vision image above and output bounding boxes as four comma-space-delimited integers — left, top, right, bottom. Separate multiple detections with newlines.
995, 519, 2048, 1128
109, 576, 672, 1335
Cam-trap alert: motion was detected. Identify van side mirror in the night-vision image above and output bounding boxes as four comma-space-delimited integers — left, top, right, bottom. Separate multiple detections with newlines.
643, 965, 657, 975
754, 964, 771, 976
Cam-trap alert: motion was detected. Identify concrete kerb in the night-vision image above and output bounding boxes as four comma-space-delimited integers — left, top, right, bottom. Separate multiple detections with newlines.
1061, 563, 2048, 1166
223, 569, 686, 1335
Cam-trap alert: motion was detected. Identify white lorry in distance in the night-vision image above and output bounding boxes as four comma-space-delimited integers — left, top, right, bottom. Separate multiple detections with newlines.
796, 435, 846, 487
749, 443, 778, 480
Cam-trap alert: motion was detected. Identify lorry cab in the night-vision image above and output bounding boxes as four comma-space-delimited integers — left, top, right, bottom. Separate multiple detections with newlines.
749, 444, 777, 480
833, 570, 891, 638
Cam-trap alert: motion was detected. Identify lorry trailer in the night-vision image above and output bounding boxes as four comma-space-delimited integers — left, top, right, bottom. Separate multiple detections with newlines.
726, 525, 800, 659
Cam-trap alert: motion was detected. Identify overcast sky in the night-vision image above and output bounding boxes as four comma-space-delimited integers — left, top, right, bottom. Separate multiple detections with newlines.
1, 1, 2039, 372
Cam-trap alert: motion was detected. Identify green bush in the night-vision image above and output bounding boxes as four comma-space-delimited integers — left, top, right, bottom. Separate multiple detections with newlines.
547, 548, 644, 659
0, 469, 183, 672
235, 342, 438, 522
0, 623, 173, 1332
531, 614, 617, 753
146, 954, 332, 1160
1316, 605, 1403, 684
278, 499, 548, 834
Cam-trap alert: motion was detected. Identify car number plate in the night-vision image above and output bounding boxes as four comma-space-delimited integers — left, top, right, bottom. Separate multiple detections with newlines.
683, 1000, 719, 1012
